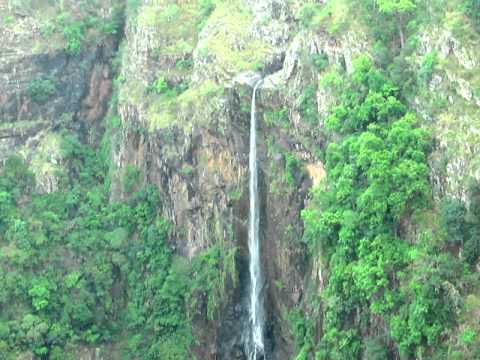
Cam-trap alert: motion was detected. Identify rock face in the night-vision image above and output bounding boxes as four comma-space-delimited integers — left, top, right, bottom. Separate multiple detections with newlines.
411, 25, 480, 201
0, 1, 120, 192
111, 0, 375, 357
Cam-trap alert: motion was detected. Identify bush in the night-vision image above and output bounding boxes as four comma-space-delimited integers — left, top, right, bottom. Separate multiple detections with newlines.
388, 55, 416, 97
0, 155, 35, 199
175, 58, 194, 71
418, 51, 437, 87
462, 0, 480, 31
311, 53, 329, 72
0, 133, 192, 357
300, 57, 435, 358
440, 197, 467, 246
298, 85, 318, 125
364, 337, 389, 360
199, 0, 216, 18
27, 77, 57, 104
62, 21, 84, 55
463, 235, 480, 265
284, 152, 302, 187
150, 77, 168, 94
264, 107, 289, 129
123, 165, 141, 194
297, 4, 323, 28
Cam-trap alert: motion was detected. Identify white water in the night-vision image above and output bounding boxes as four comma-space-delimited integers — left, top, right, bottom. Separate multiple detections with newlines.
246, 79, 265, 360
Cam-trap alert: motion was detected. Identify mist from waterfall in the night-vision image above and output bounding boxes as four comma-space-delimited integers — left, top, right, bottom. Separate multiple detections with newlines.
245, 79, 265, 360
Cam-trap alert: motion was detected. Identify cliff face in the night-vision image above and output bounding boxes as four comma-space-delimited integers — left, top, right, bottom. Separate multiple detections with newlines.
0, 1, 120, 194
2, 0, 480, 359
110, 1, 330, 357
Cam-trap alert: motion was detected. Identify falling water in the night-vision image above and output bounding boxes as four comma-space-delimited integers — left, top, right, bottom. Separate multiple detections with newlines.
246, 79, 265, 360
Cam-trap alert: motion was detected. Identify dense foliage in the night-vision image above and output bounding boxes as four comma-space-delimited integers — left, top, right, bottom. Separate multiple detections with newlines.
462, 0, 480, 30
0, 135, 183, 358
301, 57, 480, 359
0, 126, 231, 359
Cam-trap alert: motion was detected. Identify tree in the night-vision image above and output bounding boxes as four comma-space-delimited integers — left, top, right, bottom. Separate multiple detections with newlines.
375, 0, 417, 48
303, 57, 434, 358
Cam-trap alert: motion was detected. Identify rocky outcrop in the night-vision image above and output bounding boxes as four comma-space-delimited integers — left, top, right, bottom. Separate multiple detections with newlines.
411, 24, 480, 201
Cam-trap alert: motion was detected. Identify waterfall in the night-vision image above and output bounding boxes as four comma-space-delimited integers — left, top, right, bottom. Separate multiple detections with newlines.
246, 79, 265, 360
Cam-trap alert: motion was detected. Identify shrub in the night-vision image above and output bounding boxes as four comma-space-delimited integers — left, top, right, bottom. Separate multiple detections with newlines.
123, 165, 141, 193
463, 235, 480, 265
297, 4, 323, 28
298, 85, 318, 125
190, 244, 234, 320
27, 77, 57, 104
462, 0, 480, 31
264, 107, 289, 129
297, 1, 348, 34
199, 0, 216, 18
364, 337, 389, 360
311, 53, 329, 72
418, 50, 437, 87
440, 197, 467, 246
301, 57, 435, 358
284, 152, 302, 187
149, 77, 169, 94
0, 155, 35, 199
176, 58, 194, 71
63, 21, 84, 55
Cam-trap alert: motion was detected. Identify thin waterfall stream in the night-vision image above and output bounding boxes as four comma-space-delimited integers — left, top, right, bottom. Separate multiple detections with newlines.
246, 79, 265, 360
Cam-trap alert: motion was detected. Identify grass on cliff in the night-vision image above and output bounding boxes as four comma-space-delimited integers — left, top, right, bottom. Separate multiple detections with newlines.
2, 0, 123, 55
297, 0, 350, 34
137, 0, 214, 57
148, 79, 224, 130
196, 0, 270, 75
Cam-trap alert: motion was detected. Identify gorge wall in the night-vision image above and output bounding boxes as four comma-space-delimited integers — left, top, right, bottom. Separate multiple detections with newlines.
1, 0, 480, 359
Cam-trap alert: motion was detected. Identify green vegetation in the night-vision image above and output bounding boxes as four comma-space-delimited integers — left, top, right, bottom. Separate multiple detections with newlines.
417, 50, 437, 86
147, 76, 188, 97
299, 56, 480, 359
197, 0, 270, 73
284, 152, 303, 188
0, 136, 185, 358
0, 122, 232, 358
311, 53, 330, 72
297, 1, 350, 34
56, 4, 124, 55
148, 80, 224, 130
298, 84, 319, 125
5, 0, 480, 359
441, 183, 480, 265
190, 243, 237, 320
6, 3, 112, 55
288, 309, 315, 360
138, 0, 215, 58
27, 77, 57, 104
265, 134, 304, 194
123, 164, 141, 193
264, 107, 289, 129
57, 15, 85, 55
462, 0, 480, 30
